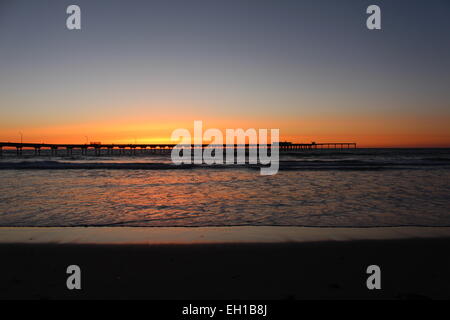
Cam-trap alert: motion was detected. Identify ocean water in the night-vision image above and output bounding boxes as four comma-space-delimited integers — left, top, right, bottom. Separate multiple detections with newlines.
0, 148, 449, 227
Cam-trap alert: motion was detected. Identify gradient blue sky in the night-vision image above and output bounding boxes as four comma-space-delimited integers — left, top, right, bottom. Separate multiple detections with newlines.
0, 0, 449, 146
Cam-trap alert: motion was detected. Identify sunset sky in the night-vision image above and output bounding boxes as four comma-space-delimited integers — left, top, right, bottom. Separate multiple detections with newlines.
0, 0, 449, 147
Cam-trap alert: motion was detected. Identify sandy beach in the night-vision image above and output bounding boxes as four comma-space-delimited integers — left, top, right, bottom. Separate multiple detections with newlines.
1, 226, 449, 300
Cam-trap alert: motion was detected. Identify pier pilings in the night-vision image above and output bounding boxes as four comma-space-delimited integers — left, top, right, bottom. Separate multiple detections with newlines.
0, 142, 357, 158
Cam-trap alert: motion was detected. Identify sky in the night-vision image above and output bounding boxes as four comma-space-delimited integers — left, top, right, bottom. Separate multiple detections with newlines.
0, 0, 449, 147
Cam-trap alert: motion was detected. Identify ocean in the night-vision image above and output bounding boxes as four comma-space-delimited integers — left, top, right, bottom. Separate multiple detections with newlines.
0, 148, 449, 227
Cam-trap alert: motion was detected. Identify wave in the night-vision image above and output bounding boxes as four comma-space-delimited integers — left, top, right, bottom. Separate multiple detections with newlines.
1, 222, 450, 228
0, 159, 449, 171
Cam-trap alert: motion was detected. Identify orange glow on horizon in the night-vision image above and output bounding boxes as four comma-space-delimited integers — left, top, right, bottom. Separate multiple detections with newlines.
1, 113, 449, 148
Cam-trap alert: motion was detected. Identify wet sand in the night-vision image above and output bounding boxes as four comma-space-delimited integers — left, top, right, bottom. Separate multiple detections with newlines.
1, 226, 450, 244
0, 227, 449, 299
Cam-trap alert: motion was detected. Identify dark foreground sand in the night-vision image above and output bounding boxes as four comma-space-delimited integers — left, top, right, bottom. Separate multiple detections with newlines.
1, 238, 449, 300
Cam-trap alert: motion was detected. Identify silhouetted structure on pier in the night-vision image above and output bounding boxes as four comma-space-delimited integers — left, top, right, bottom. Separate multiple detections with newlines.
0, 141, 356, 157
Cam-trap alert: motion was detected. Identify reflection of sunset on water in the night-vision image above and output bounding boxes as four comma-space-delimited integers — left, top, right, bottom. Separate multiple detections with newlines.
1, 163, 449, 228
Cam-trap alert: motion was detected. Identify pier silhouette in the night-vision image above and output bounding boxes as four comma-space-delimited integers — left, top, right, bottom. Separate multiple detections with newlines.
0, 141, 356, 156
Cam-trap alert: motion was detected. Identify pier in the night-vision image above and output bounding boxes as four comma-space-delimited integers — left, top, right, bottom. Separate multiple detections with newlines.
0, 142, 356, 157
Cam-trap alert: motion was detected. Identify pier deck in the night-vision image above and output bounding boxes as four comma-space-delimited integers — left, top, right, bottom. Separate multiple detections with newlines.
0, 142, 356, 156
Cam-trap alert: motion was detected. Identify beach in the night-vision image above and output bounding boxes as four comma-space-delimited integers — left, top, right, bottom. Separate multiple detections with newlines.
1, 149, 449, 300
1, 226, 449, 300
1, 149, 449, 299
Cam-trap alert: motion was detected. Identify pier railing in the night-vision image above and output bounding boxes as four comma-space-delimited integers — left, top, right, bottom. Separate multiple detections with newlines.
0, 142, 356, 156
